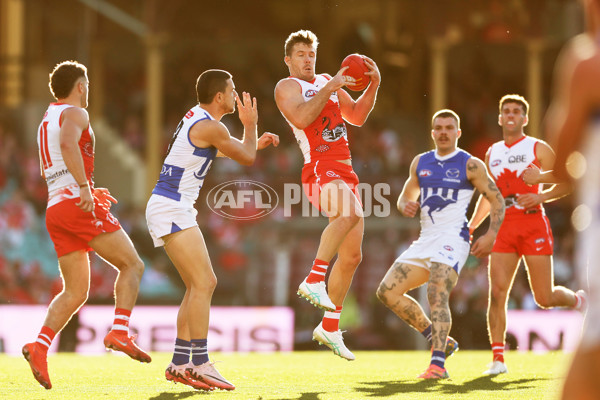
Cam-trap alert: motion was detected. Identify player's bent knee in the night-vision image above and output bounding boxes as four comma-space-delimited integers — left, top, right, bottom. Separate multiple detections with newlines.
376, 285, 388, 304
131, 256, 145, 277
335, 214, 359, 228
339, 251, 362, 269
348, 211, 362, 226
490, 285, 510, 303
118, 255, 144, 278
376, 281, 402, 305
191, 274, 217, 294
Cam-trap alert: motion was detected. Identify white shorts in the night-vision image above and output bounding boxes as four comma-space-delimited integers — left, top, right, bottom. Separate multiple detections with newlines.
146, 194, 198, 247
394, 233, 470, 274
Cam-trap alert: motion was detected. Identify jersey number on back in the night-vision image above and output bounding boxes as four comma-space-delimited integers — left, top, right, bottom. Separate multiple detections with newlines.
39, 121, 52, 169
165, 120, 184, 158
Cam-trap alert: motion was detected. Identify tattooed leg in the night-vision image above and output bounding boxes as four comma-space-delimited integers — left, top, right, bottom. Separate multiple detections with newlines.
427, 262, 458, 352
377, 262, 430, 332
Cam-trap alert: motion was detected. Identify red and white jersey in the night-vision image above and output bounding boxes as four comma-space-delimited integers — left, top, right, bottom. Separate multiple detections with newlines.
281, 74, 350, 164
37, 103, 95, 208
487, 135, 543, 216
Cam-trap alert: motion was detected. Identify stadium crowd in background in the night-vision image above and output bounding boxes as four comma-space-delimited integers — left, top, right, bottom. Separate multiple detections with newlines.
0, 103, 579, 354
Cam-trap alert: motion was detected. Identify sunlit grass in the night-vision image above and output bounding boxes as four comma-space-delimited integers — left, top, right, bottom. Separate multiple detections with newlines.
0, 350, 570, 399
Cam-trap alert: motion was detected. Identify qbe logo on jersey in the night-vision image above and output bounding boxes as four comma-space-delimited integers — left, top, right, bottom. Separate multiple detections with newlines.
207, 180, 279, 220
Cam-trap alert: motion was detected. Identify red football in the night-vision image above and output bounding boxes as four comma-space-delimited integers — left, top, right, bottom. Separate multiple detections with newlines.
341, 54, 371, 91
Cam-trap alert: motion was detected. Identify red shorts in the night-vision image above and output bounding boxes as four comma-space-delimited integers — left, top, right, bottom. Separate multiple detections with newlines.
301, 160, 361, 211
46, 197, 121, 258
492, 211, 554, 256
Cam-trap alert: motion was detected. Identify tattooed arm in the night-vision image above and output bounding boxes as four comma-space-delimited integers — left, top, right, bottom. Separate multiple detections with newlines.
466, 157, 505, 258
468, 151, 492, 233
396, 154, 422, 218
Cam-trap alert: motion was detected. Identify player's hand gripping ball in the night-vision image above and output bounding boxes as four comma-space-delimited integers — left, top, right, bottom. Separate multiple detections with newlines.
341, 54, 371, 91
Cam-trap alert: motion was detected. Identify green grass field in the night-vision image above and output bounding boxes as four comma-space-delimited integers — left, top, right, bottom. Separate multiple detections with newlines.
0, 350, 570, 400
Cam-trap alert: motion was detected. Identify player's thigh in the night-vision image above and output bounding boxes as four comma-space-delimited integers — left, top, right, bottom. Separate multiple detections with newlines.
334, 214, 364, 261
163, 227, 215, 286
489, 252, 521, 291
320, 179, 363, 218
523, 255, 553, 297
380, 262, 429, 295
89, 228, 141, 270
57, 250, 91, 291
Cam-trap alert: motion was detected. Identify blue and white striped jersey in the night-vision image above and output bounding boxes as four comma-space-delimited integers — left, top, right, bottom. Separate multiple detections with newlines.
416, 149, 474, 242
152, 105, 217, 206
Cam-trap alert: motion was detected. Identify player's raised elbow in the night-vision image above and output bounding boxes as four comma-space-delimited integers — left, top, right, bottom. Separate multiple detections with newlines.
345, 114, 368, 127
288, 116, 311, 130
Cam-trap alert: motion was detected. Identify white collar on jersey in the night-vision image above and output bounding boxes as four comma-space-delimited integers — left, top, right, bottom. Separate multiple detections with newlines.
198, 105, 217, 120
434, 148, 460, 161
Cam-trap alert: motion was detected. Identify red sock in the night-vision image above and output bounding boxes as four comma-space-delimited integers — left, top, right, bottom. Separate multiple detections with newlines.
492, 342, 505, 363
322, 306, 343, 332
112, 308, 131, 335
36, 326, 56, 353
306, 259, 329, 284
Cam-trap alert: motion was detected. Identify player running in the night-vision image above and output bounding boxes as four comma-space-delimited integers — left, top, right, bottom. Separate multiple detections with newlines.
274, 29, 380, 360
377, 109, 505, 379
146, 69, 278, 391
469, 94, 586, 376
23, 61, 151, 390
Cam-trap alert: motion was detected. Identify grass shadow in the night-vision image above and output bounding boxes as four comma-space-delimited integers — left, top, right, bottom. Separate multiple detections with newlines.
355, 375, 554, 397
148, 391, 212, 399
295, 393, 322, 400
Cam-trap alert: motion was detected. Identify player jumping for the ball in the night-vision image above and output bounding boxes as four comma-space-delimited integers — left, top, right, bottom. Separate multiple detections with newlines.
274, 30, 380, 360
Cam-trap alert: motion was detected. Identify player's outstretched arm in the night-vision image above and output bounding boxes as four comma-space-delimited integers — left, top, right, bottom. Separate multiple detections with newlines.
338, 57, 381, 127
275, 69, 349, 130
60, 107, 94, 212
195, 92, 258, 166
396, 155, 421, 218
467, 157, 505, 258
216, 131, 279, 157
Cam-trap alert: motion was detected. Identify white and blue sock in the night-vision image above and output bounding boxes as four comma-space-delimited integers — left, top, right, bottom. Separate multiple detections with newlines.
191, 339, 209, 366
431, 350, 446, 369
421, 325, 433, 345
171, 338, 191, 365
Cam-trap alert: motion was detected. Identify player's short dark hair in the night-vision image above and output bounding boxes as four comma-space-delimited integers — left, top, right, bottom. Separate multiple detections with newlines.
284, 30, 319, 57
196, 69, 233, 104
432, 109, 460, 129
499, 94, 529, 116
49, 61, 87, 100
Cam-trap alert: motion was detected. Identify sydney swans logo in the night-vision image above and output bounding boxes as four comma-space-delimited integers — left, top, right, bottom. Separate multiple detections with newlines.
207, 180, 279, 220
